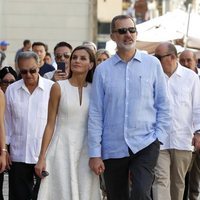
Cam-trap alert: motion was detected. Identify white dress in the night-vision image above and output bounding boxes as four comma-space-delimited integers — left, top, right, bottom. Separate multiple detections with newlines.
37, 80, 101, 200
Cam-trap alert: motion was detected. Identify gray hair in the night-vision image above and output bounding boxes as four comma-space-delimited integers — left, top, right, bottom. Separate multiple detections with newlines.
17, 51, 39, 65
82, 41, 97, 52
166, 43, 178, 57
96, 49, 111, 59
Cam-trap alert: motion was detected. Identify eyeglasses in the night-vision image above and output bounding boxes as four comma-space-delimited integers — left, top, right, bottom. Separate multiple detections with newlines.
20, 68, 37, 75
154, 54, 171, 61
0, 80, 15, 85
113, 27, 137, 35
55, 53, 71, 60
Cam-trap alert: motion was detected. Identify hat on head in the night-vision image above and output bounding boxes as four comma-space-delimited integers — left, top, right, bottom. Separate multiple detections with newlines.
0, 66, 17, 80
0, 41, 10, 46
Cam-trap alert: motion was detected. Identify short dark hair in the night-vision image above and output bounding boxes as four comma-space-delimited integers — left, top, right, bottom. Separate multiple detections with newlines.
0, 66, 17, 80
32, 42, 47, 52
54, 42, 73, 53
111, 15, 135, 33
68, 46, 96, 83
23, 40, 31, 46
45, 52, 51, 58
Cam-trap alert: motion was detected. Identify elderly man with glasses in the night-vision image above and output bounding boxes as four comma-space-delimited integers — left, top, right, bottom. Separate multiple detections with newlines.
179, 50, 200, 200
88, 15, 171, 200
5, 51, 54, 200
152, 43, 200, 200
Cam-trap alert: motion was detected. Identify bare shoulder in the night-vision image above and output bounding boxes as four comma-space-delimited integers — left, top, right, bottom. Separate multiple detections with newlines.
0, 89, 4, 101
0, 89, 3, 97
50, 82, 61, 99
0, 90, 5, 109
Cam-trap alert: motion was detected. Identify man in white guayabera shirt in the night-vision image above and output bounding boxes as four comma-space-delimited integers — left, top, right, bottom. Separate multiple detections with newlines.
152, 43, 200, 200
5, 51, 53, 200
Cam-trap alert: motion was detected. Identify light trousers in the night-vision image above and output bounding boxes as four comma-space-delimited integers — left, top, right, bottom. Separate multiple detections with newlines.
152, 149, 192, 200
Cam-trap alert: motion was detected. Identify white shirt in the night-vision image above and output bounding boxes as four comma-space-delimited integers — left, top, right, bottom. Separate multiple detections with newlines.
5, 76, 54, 164
43, 70, 55, 80
161, 64, 200, 151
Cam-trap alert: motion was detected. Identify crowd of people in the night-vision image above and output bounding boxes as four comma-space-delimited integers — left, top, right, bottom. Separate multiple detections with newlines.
0, 14, 200, 200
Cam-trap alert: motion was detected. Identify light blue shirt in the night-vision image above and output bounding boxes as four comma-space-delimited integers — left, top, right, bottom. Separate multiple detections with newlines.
88, 50, 171, 160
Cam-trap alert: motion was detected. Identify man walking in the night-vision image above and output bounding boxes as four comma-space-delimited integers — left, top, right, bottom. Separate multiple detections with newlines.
5, 51, 53, 200
88, 15, 171, 200
152, 43, 200, 200
179, 49, 200, 200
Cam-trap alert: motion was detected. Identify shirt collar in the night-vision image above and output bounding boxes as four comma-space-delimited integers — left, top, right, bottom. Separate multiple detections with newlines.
19, 75, 45, 92
113, 49, 142, 65
173, 63, 184, 77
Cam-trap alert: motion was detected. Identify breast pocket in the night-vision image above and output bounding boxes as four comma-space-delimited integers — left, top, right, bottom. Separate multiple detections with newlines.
12, 102, 24, 119
140, 77, 153, 98
174, 88, 190, 107
37, 104, 48, 119
107, 83, 125, 100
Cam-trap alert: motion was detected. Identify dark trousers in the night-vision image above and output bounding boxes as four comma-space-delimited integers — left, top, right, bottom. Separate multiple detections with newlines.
0, 173, 3, 200
189, 152, 200, 200
183, 152, 197, 200
103, 139, 160, 200
9, 162, 41, 200
183, 172, 190, 200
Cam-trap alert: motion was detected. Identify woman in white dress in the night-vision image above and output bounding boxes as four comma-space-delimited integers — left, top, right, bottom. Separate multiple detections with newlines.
35, 46, 101, 200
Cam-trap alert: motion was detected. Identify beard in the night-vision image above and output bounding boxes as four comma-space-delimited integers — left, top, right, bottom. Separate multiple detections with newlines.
117, 40, 136, 51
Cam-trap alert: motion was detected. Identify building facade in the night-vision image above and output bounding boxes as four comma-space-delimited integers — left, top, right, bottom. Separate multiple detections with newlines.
0, 0, 97, 66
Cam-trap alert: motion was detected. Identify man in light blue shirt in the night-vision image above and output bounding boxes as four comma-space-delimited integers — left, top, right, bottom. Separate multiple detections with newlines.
88, 15, 171, 200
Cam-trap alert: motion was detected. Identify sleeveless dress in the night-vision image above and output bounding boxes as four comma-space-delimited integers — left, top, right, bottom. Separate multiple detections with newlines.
37, 80, 101, 200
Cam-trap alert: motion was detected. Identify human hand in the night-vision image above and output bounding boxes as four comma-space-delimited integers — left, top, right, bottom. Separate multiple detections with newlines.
192, 133, 200, 150
0, 153, 6, 173
89, 157, 105, 176
34, 158, 47, 179
53, 70, 68, 81
6, 152, 12, 170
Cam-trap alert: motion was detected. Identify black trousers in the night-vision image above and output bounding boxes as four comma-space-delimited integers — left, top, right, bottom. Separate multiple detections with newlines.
103, 139, 160, 200
0, 172, 4, 200
183, 172, 190, 200
9, 162, 41, 200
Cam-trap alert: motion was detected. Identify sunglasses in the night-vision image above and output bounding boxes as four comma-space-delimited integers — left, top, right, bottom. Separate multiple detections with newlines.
0, 80, 15, 85
20, 68, 37, 75
113, 27, 137, 34
154, 54, 171, 61
55, 53, 71, 60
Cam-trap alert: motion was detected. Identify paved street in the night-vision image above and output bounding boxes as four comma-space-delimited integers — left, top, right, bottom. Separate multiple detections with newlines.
2, 174, 107, 200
